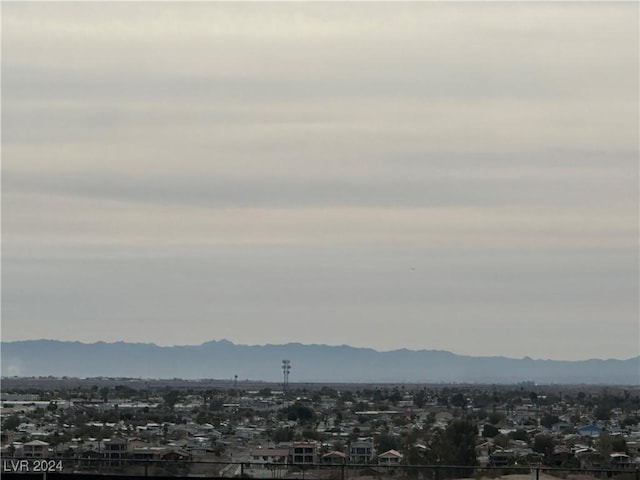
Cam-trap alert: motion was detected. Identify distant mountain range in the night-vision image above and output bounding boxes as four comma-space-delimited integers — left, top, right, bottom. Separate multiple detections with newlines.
1, 339, 638, 385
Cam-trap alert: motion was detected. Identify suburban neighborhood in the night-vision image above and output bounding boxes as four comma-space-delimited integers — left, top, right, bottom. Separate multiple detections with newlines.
1, 379, 639, 478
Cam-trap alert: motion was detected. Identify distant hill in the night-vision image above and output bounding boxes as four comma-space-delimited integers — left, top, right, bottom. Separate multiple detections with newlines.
1, 339, 638, 384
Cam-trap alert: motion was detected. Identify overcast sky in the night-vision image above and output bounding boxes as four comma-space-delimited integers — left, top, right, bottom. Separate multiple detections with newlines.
2, 2, 638, 361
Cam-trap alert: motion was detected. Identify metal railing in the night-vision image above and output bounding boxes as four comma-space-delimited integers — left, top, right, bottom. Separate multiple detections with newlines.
2, 458, 639, 480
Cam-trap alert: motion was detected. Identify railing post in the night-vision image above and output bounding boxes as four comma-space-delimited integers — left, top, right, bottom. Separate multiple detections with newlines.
536, 467, 540, 480
341, 463, 345, 480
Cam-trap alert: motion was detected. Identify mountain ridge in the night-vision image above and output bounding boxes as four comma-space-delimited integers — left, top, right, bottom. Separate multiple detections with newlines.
3, 338, 636, 361
2, 339, 638, 384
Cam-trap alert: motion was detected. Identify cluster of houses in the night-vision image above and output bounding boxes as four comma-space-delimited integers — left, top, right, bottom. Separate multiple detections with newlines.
1, 384, 639, 476
248, 438, 400, 467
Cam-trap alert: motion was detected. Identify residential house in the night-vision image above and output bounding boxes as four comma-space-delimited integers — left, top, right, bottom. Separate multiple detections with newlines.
577, 425, 601, 438
322, 451, 347, 465
250, 448, 290, 466
79, 448, 102, 468
103, 437, 127, 466
350, 438, 374, 464
549, 445, 576, 468
377, 449, 403, 466
162, 449, 191, 462
292, 442, 317, 465
489, 449, 514, 467
576, 449, 603, 469
609, 453, 632, 469
23, 440, 50, 458
131, 446, 168, 461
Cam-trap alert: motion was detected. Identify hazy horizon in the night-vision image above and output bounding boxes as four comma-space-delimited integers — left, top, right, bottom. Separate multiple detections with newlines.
2, 3, 638, 361
4, 337, 639, 363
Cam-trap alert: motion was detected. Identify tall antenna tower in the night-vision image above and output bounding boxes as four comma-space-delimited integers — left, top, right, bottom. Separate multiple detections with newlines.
282, 359, 291, 391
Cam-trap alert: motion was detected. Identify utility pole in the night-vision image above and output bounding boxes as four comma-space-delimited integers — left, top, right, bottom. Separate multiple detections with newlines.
282, 360, 291, 391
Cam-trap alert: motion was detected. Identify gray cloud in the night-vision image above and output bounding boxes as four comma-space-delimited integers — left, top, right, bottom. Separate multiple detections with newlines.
2, 2, 638, 361
2, 244, 637, 360
2, 149, 637, 210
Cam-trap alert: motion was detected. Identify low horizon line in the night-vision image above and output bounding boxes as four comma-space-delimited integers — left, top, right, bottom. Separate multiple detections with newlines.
3, 337, 638, 363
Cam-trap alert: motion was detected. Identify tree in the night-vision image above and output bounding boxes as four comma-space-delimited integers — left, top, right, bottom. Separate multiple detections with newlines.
450, 393, 467, 409
334, 412, 343, 426
594, 391, 614, 420
273, 427, 293, 443
284, 404, 315, 425
426, 428, 449, 464
375, 432, 400, 453
434, 419, 478, 466
596, 431, 613, 460
340, 391, 354, 403
482, 424, 499, 438
593, 405, 611, 421
100, 387, 109, 402
302, 429, 325, 441
611, 436, 627, 454
389, 389, 403, 405
163, 390, 181, 410
373, 389, 385, 402
533, 434, 555, 459
320, 386, 338, 398
426, 420, 478, 478
487, 412, 505, 425
405, 444, 427, 468
508, 429, 529, 442
472, 393, 493, 409
196, 411, 211, 425
209, 398, 224, 411
114, 385, 137, 398
414, 389, 427, 408
493, 433, 510, 449
444, 419, 478, 466
540, 413, 560, 428
2, 415, 21, 431
393, 415, 409, 427
475, 409, 488, 421
213, 443, 226, 457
